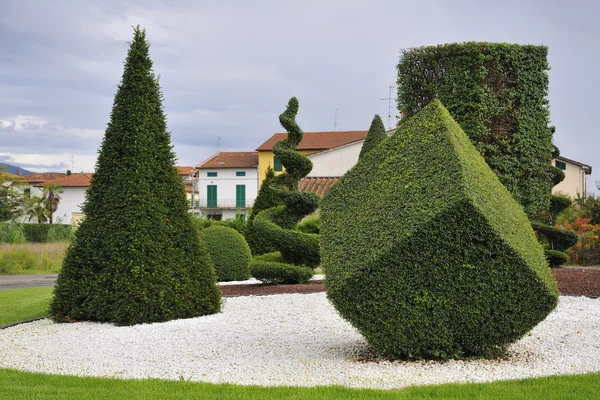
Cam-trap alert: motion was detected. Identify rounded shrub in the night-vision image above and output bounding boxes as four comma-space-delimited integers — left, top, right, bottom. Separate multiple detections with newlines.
250, 260, 313, 284
200, 226, 251, 282
321, 100, 558, 360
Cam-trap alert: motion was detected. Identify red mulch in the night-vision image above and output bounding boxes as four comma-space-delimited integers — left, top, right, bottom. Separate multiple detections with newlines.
220, 268, 600, 298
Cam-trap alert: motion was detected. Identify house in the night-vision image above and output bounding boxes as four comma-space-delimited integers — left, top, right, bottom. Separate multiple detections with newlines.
255, 130, 369, 184
552, 156, 592, 198
177, 166, 199, 208
35, 173, 92, 225
195, 152, 259, 220
10, 173, 67, 223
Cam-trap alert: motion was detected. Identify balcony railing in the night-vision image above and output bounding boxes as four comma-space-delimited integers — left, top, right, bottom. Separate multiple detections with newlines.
191, 199, 254, 209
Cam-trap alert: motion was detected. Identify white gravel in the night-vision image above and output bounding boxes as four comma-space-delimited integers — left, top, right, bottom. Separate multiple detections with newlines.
0, 293, 599, 389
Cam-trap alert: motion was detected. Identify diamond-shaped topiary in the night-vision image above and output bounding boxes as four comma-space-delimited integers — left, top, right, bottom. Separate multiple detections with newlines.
321, 99, 558, 359
50, 27, 221, 325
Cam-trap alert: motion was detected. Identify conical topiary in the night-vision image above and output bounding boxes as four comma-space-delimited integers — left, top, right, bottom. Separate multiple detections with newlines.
321, 99, 558, 359
359, 114, 387, 158
50, 26, 221, 325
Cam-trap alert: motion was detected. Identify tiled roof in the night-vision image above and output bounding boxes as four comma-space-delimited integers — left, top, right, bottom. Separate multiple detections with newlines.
184, 185, 199, 194
299, 177, 339, 197
177, 166, 197, 176
35, 173, 93, 187
21, 173, 67, 184
256, 131, 368, 151
197, 152, 259, 169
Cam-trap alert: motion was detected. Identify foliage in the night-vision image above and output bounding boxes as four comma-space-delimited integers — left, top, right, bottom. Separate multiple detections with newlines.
51, 27, 220, 325
397, 42, 554, 216
359, 114, 387, 158
0, 169, 25, 222
199, 226, 251, 282
247, 98, 320, 281
0, 242, 67, 274
321, 100, 558, 360
532, 195, 577, 267
2, 369, 600, 400
191, 215, 248, 236
249, 260, 313, 284
297, 214, 320, 234
246, 166, 283, 255
0, 223, 26, 244
557, 217, 600, 265
26, 195, 48, 224
42, 184, 63, 224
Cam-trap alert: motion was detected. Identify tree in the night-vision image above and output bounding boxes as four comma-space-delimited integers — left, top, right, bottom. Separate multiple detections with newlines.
51, 26, 221, 325
0, 169, 25, 222
42, 184, 63, 224
26, 195, 48, 224
359, 114, 387, 158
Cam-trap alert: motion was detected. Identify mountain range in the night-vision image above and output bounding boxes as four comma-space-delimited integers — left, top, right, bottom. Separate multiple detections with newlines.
0, 162, 34, 175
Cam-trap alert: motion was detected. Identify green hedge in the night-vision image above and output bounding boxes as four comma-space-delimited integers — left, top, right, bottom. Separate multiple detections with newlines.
321, 100, 558, 360
250, 260, 313, 284
0, 224, 75, 243
199, 226, 251, 282
397, 42, 554, 216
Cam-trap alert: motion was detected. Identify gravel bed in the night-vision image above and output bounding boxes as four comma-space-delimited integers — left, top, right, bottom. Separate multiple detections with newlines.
217, 274, 324, 286
0, 294, 599, 389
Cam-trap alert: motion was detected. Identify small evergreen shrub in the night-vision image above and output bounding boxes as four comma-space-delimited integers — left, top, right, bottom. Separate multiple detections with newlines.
321, 100, 558, 360
199, 226, 251, 282
250, 260, 313, 284
253, 251, 283, 262
545, 249, 569, 268
297, 214, 320, 234
359, 114, 387, 158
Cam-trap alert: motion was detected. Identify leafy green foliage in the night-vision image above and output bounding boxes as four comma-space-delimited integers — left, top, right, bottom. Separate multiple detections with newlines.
250, 260, 313, 284
532, 195, 577, 267
544, 249, 569, 268
0, 223, 26, 244
297, 214, 320, 234
359, 115, 387, 158
397, 42, 554, 216
51, 27, 220, 325
199, 226, 251, 282
0, 169, 25, 222
191, 215, 248, 236
321, 100, 558, 360
247, 166, 283, 255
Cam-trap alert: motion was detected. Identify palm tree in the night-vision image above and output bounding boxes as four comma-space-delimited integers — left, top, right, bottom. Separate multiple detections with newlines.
27, 195, 48, 224
42, 184, 63, 224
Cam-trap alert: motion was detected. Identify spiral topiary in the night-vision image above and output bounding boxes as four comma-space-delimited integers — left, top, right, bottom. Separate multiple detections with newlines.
249, 97, 320, 283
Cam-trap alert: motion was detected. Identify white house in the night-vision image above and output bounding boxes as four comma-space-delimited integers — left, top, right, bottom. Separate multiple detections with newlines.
195, 152, 259, 220
35, 173, 92, 225
8, 172, 67, 223
552, 156, 592, 198
307, 140, 365, 177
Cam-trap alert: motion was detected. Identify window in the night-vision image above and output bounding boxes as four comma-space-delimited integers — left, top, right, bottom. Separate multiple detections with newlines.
274, 156, 282, 172
555, 160, 566, 171
207, 172, 218, 177
236, 171, 246, 177
24, 188, 31, 199
207, 213, 222, 221
236, 185, 246, 208
207, 185, 217, 208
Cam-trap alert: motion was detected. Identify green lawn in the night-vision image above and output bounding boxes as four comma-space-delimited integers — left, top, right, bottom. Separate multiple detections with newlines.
0, 286, 52, 326
0, 369, 599, 399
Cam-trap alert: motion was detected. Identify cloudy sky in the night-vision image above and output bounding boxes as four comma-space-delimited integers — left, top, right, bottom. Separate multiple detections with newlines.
0, 1, 598, 191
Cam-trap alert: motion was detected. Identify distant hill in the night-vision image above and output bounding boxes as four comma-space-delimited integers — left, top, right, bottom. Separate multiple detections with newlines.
0, 163, 34, 175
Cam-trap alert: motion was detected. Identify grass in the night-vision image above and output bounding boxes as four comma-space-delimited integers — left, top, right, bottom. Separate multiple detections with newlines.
0, 242, 67, 274
0, 369, 598, 399
0, 286, 52, 326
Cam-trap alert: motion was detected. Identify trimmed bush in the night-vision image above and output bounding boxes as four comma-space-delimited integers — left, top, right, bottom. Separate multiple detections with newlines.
297, 214, 320, 234
50, 27, 220, 325
359, 114, 387, 158
545, 249, 569, 268
321, 99, 558, 360
200, 226, 251, 282
247, 167, 283, 255
397, 42, 554, 216
250, 260, 313, 284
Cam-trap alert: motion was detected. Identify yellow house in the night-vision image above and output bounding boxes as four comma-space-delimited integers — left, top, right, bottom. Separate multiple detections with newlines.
551, 156, 592, 198
255, 130, 368, 185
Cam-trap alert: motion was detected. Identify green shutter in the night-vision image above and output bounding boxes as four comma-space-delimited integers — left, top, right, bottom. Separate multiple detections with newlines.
236, 185, 246, 208
207, 185, 217, 208
274, 156, 282, 172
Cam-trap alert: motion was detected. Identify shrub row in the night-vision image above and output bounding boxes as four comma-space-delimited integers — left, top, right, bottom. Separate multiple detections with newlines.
0, 223, 75, 243
249, 260, 313, 284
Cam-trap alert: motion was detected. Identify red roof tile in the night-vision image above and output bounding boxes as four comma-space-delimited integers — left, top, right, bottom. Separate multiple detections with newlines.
177, 166, 197, 176
299, 177, 340, 197
256, 131, 368, 152
35, 173, 93, 187
196, 152, 259, 169
20, 173, 66, 184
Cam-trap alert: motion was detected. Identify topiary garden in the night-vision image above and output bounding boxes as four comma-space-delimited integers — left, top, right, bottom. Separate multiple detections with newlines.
321, 99, 559, 360
200, 225, 252, 282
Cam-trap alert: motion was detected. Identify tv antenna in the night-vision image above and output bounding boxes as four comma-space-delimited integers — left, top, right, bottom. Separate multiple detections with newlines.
333, 109, 339, 130
379, 84, 398, 130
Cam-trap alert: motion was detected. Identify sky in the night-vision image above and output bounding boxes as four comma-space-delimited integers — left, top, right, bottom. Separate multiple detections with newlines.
0, 0, 598, 192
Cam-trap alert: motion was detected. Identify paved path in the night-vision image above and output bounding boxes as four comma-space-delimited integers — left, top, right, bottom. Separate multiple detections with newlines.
0, 274, 57, 291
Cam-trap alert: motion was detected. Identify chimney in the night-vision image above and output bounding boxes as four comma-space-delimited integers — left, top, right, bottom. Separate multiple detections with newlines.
66, 170, 72, 176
